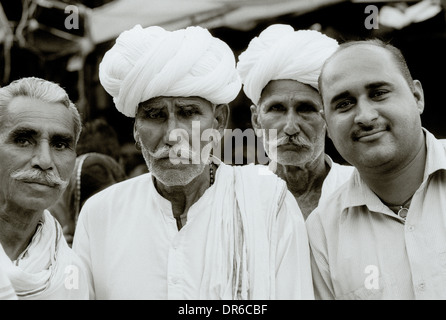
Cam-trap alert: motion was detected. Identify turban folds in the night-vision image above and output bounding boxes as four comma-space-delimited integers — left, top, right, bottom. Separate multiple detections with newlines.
237, 24, 339, 106
99, 25, 241, 117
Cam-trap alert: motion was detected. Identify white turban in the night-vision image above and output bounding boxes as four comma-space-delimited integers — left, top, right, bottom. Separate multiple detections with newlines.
237, 24, 339, 106
99, 25, 241, 117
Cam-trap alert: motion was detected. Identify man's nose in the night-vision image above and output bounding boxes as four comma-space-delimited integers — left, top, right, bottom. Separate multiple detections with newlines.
163, 114, 186, 146
31, 141, 54, 171
283, 111, 301, 136
354, 99, 379, 126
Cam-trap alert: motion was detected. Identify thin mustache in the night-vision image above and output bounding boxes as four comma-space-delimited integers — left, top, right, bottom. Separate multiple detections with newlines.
11, 169, 68, 188
351, 125, 388, 141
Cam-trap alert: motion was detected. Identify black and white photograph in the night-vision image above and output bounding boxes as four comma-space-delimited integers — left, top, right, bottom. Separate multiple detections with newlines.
0, 0, 445, 308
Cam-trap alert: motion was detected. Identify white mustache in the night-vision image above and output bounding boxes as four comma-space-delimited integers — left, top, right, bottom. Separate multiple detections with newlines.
267, 134, 311, 149
11, 169, 68, 189
147, 144, 199, 161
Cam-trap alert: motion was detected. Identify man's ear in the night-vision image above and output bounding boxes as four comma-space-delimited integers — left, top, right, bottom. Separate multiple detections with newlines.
250, 104, 262, 138
412, 80, 425, 115
214, 103, 230, 135
133, 121, 140, 142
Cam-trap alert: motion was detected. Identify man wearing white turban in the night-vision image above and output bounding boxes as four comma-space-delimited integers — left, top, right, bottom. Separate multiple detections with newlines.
73, 25, 314, 300
237, 24, 354, 219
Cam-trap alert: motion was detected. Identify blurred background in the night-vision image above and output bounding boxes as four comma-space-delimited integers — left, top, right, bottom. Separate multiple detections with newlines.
1, 0, 446, 169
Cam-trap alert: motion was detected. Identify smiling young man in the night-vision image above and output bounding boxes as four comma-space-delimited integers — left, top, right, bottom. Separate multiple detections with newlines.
306, 39, 446, 299
0, 77, 88, 299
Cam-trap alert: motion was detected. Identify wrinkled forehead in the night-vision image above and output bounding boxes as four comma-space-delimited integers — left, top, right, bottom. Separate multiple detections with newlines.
259, 79, 322, 108
3, 96, 75, 133
137, 96, 214, 110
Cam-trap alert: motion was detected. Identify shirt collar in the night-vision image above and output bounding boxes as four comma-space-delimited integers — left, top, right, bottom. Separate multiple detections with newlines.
422, 128, 446, 180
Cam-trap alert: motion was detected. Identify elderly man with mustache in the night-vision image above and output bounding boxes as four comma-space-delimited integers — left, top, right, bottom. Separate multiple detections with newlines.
0, 77, 88, 299
237, 24, 354, 220
306, 39, 446, 299
72, 25, 314, 300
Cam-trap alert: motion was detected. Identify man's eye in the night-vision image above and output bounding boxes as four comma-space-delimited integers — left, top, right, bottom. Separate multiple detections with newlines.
179, 108, 200, 117
371, 90, 389, 99
297, 103, 317, 113
268, 104, 285, 112
143, 109, 165, 119
335, 99, 355, 111
53, 142, 69, 150
15, 138, 32, 147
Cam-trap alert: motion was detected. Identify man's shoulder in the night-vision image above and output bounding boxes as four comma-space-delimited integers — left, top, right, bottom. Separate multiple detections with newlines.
88, 173, 151, 200
307, 175, 353, 228
79, 173, 152, 219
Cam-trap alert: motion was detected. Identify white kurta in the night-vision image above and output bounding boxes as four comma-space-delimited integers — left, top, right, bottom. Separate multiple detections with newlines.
73, 162, 314, 300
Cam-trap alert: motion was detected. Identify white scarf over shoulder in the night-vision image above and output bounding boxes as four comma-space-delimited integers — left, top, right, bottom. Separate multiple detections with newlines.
0, 210, 88, 300
237, 24, 339, 105
0, 244, 17, 300
200, 163, 288, 299
99, 25, 241, 117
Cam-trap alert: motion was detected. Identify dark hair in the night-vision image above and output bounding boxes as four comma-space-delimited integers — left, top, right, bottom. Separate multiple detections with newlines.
318, 39, 415, 95
76, 118, 121, 161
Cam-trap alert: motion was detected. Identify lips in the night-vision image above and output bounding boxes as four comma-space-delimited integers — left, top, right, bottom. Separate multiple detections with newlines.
278, 143, 309, 151
20, 179, 57, 188
353, 128, 388, 142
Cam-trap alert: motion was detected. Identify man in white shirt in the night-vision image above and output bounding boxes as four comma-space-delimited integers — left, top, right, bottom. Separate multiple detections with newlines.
306, 39, 446, 299
0, 77, 88, 299
237, 24, 354, 219
73, 24, 314, 300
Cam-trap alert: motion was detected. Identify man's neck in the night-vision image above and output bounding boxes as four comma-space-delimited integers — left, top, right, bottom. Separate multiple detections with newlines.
360, 138, 427, 206
154, 164, 212, 228
275, 154, 329, 219
0, 205, 43, 261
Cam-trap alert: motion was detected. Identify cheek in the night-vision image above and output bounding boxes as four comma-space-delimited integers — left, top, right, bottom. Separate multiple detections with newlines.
326, 117, 348, 142
137, 126, 164, 148
304, 117, 326, 135
258, 114, 283, 135
55, 151, 77, 179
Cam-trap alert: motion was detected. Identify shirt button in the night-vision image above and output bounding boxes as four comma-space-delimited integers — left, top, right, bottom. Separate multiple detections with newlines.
417, 282, 426, 291
407, 225, 415, 232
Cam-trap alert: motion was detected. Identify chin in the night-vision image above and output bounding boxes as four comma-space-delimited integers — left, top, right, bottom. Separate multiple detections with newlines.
275, 152, 313, 166
152, 165, 205, 187
354, 152, 396, 172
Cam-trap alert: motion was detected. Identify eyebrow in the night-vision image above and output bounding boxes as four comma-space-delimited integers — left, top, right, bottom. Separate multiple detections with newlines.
329, 81, 394, 106
9, 127, 38, 139
51, 133, 75, 145
329, 91, 352, 106
261, 96, 320, 107
365, 81, 394, 90
9, 127, 74, 144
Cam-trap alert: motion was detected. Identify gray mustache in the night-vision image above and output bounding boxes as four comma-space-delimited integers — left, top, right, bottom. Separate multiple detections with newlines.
11, 169, 68, 189
147, 144, 198, 160
272, 135, 311, 149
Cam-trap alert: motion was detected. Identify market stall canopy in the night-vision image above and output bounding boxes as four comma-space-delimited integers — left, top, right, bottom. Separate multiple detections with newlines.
89, 0, 344, 44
